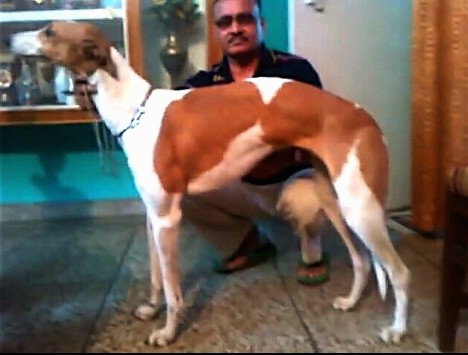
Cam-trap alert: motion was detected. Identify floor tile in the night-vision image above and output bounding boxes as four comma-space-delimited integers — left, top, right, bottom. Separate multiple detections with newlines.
1, 214, 466, 352
87, 222, 316, 352
1, 217, 141, 352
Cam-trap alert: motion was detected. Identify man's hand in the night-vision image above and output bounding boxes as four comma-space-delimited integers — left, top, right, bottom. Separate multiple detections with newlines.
72, 73, 97, 111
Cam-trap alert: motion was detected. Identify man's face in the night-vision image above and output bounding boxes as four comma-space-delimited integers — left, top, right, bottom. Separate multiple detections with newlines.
213, 0, 265, 57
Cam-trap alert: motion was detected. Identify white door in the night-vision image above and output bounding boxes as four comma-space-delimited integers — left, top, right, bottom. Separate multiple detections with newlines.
289, 0, 412, 209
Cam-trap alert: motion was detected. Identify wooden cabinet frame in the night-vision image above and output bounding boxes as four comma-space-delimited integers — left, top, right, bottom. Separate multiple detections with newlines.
206, 0, 222, 67
0, 0, 220, 126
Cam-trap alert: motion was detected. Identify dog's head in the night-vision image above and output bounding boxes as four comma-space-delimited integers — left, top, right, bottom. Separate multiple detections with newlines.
11, 21, 114, 77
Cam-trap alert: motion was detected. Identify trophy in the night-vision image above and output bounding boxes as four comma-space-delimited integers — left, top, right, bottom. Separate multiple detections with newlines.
16, 57, 40, 106
0, 60, 17, 106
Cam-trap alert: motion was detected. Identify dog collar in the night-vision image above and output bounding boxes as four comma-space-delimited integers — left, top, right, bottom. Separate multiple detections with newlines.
115, 87, 153, 139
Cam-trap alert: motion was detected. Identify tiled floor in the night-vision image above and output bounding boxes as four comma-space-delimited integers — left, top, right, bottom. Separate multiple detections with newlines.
1, 203, 466, 352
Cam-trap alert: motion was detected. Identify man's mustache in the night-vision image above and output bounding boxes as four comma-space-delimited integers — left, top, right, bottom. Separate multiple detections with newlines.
228, 35, 248, 44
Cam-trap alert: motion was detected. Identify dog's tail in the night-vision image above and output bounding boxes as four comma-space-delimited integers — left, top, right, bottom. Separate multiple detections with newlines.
372, 256, 388, 300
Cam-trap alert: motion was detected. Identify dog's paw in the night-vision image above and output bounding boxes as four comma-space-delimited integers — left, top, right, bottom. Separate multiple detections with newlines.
332, 296, 356, 311
147, 327, 175, 347
379, 325, 406, 344
133, 303, 158, 321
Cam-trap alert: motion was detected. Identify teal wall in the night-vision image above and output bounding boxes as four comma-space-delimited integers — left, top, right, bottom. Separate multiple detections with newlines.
263, 0, 289, 51
0, 124, 136, 204
0, 1, 289, 205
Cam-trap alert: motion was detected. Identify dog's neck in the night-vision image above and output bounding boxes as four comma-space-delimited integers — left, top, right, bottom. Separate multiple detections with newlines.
89, 47, 152, 137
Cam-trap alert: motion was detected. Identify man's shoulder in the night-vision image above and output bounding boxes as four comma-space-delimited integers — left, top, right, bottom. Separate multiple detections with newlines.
269, 48, 311, 65
263, 47, 322, 89
177, 64, 226, 89
186, 69, 214, 84
176, 69, 214, 89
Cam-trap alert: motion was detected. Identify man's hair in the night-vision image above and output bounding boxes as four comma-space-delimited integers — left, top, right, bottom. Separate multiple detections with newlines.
213, 0, 262, 12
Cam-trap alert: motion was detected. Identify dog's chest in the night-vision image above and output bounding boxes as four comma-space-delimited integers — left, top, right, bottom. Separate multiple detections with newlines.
120, 90, 190, 182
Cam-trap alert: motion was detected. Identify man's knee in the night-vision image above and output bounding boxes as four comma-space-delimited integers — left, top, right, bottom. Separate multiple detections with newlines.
277, 178, 323, 232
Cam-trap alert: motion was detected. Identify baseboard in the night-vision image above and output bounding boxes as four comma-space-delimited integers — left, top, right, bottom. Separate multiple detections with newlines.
390, 214, 443, 239
0, 199, 146, 223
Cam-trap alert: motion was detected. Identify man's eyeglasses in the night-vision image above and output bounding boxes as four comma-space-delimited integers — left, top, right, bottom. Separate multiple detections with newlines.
214, 12, 257, 30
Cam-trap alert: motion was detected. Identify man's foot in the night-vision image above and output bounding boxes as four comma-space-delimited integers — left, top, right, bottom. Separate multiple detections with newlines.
213, 227, 277, 273
296, 253, 330, 285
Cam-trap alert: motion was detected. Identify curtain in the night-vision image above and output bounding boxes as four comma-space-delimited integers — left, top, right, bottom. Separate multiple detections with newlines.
411, 0, 468, 232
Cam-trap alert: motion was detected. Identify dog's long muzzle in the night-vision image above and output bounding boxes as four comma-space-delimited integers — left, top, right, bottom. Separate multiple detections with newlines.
10, 30, 42, 57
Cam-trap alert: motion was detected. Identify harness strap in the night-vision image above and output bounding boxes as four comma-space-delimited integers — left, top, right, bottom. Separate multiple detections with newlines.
68, 73, 153, 138
114, 86, 153, 139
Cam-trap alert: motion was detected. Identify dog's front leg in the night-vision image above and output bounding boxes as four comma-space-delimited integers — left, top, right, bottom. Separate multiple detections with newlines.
146, 194, 184, 347
134, 214, 163, 320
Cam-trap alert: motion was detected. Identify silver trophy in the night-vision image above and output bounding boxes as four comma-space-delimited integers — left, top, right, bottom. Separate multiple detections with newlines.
0, 60, 16, 106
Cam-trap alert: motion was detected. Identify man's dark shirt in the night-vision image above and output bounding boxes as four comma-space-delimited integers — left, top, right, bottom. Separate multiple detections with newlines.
178, 44, 322, 90
177, 44, 323, 185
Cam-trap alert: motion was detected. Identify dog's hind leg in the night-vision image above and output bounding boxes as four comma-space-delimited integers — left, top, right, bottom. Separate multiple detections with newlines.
347, 208, 409, 343
311, 171, 371, 311
143, 193, 185, 347
277, 176, 369, 310
133, 214, 163, 321
324, 204, 371, 311
336, 181, 410, 343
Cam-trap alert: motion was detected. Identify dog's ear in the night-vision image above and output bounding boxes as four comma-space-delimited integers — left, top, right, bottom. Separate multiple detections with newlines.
108, 47, 129, 78
81, 39, 105, 63
81, 38, 116, 77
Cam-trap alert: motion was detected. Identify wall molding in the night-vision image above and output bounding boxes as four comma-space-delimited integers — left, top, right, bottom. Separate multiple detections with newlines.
1, 199, 146, 223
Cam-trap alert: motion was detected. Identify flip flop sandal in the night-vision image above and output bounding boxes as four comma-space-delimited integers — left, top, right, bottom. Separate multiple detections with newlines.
213, 242, 277, 274
296, 252, 330, 286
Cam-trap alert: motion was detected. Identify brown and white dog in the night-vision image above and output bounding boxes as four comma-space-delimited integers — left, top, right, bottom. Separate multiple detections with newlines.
11, 22, 410, 346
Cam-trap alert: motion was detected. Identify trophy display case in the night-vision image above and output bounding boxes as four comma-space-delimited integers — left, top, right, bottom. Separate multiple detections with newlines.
0, 0, 143, 125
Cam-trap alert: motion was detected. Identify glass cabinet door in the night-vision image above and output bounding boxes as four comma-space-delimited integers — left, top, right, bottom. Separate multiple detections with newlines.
0, 0, 126, 111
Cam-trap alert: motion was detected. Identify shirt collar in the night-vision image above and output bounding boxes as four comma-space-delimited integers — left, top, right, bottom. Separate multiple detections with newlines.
215, 44, 276, 83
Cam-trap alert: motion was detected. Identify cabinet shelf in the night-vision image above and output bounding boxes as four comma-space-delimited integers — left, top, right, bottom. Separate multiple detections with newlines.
0, 107, 98, 125
0, 104, 80, 112
0, 8, 124, 23
0, 1, 143, 126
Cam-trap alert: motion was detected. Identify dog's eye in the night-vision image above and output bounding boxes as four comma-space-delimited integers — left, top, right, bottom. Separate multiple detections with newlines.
43, 27, 55, 37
